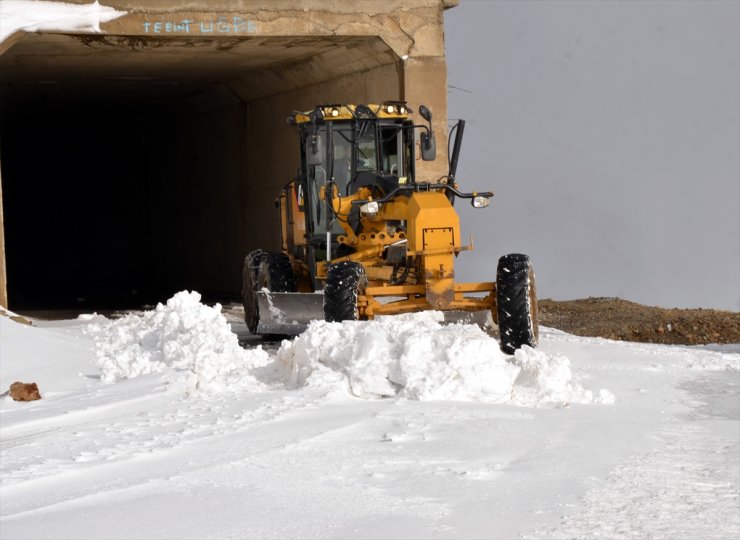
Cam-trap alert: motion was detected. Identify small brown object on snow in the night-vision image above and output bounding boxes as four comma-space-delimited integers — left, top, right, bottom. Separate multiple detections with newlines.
8, 382, 41, 401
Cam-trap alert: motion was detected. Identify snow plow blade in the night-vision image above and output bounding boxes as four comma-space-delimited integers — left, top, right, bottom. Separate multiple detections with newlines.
255, 291, 325, 335
256, 290, 492, 336
440, 310, 492, 329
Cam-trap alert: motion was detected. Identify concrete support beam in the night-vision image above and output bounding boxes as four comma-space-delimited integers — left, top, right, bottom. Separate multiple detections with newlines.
94, 0, 448, 61
403, 56, 450, 183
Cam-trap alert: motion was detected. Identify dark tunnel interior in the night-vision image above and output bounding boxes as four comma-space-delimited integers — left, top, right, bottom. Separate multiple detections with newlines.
0, 32, 401, 314
1, 82, 248, 311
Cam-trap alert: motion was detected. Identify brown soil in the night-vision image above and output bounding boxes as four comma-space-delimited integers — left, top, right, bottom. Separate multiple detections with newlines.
538, 297, 740, 345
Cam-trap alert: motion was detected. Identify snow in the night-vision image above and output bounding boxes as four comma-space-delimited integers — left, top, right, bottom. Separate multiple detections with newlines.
0, 1, 126, 44
1, 293, 738, 539
261, 287, 288, 325
277, 311, 612, 406
86, 296, 611, 406
87, 291, 268, 395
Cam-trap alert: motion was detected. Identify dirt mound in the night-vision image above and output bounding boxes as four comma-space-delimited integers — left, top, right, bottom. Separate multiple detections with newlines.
538, 297, 740, 345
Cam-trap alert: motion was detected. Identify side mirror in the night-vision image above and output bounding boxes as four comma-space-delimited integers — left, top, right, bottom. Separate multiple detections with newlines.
306, 134, 323, 166
420, 132, 436, 161
418, 105, 436, 161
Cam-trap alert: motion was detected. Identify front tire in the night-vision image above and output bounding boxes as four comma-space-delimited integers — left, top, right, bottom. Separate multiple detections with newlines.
496, 253, 539, 354
324, 261, 367, 322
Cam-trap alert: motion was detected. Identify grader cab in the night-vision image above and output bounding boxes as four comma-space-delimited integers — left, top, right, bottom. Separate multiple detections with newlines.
242, 102, 538, 354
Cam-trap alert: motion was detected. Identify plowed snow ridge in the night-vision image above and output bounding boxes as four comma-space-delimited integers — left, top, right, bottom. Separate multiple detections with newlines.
89, 291, 613, 406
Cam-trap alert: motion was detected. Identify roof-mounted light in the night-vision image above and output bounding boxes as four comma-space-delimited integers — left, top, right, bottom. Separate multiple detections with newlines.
382, 101, 410, 116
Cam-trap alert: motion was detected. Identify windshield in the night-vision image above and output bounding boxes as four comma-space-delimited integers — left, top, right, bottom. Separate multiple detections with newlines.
356, 127, 377, 172
307, 128, 348, 236
332, 128, 353, 190
379, 125, 411, 181
304, 121, 411, 236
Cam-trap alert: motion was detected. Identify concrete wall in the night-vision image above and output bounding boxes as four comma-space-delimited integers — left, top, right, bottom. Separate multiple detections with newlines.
0, 0, 456, 309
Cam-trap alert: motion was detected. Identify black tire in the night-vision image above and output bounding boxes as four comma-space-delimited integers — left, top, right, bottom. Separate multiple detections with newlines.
241, 251, 295, 334
242, 250, 266, 334
324, 261, 367, 322
496, 253, 539, 354
256, 252, 296, 294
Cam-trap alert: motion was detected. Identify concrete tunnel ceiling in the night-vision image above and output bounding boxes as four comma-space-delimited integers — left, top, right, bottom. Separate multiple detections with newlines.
0, 33, 399, 99
0, 0, 455, 311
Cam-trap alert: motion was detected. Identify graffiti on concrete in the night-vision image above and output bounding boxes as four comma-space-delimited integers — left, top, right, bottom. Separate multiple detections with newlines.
142, 17, 257, 35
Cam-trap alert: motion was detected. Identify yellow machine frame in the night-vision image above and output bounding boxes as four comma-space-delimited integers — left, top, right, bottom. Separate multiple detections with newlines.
278, 177, 498, 322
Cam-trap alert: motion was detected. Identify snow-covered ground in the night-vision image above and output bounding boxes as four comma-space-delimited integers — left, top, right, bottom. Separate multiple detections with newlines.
1, 292, 738, 539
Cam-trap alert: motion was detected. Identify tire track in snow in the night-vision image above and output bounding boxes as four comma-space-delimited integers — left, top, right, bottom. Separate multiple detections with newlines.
0, 386, 387, 521
0, 382, 337, 496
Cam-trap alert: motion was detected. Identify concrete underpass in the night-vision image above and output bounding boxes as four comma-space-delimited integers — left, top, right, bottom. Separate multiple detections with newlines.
0, 0, 454, 311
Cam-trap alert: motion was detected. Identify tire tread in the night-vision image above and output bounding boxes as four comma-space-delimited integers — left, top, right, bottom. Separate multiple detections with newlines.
324, 261, 367, 322
496, 253, 539, 354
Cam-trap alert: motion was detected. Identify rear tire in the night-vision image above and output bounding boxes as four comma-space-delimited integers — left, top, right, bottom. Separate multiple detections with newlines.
496, 253, 539, 354
257, 253, 296, 294
324, 261, 367, 322
242, 250, 265, 334
242, 251, 296, 335
258, 253, 297, 340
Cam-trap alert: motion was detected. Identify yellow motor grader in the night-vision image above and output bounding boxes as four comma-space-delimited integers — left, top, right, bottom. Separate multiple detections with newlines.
242, 102, 538, 353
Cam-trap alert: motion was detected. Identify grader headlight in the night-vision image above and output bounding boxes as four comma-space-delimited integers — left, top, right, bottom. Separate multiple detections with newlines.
360, 201, 380, 216
471, 195, 491, 208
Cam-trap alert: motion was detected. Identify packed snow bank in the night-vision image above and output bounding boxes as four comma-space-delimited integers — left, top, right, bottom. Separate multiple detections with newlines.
277, 312, 613, 406
87, 291, 268, 395
0, 0, 126, 44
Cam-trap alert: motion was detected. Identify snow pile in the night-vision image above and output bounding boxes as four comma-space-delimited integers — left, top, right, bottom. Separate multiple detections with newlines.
512, 346, 615, 405
0, 1, 127, 44
276, 312, 613, 406
88, 291, 268, 394
87, 292, 612, 405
